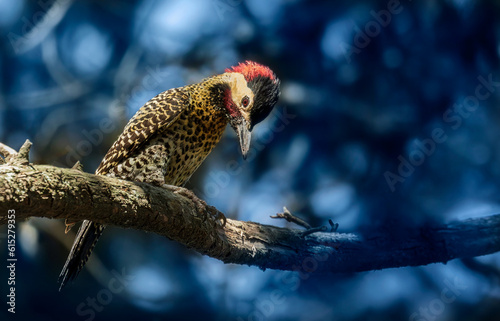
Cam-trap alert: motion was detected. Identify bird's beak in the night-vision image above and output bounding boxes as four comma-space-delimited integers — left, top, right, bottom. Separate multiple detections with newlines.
231, 117, 251, 160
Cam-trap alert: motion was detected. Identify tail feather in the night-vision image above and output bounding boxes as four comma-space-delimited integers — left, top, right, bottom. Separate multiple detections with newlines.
59, 220, 105, 291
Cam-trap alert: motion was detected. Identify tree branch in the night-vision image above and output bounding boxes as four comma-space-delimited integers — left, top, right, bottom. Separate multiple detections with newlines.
1, 141, 499, 274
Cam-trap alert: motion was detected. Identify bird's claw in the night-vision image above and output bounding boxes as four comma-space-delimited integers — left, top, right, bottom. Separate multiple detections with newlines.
163, 185, 226, 227
207, 205, 226, 227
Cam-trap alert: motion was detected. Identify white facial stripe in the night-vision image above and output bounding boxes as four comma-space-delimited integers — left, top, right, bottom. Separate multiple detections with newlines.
223, 73, 254, 109
222, 73, 254, 127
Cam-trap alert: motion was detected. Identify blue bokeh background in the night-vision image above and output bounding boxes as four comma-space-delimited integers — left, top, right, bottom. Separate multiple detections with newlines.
1, 0, 500, 320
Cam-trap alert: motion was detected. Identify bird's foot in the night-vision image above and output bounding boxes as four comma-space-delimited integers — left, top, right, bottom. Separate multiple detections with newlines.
162, 185, 226, 227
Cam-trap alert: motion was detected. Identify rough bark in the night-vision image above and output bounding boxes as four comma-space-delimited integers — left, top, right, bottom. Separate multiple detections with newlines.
1, 140, 499, 274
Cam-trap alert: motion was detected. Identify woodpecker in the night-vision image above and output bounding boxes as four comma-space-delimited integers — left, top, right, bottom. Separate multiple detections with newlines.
58, 61, 280, 290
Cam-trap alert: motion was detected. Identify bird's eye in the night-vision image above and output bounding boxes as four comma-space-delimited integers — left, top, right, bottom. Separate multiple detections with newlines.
241, 96, 250, 108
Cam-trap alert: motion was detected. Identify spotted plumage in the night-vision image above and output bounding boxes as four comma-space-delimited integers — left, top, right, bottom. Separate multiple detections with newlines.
59, 61, 280, 290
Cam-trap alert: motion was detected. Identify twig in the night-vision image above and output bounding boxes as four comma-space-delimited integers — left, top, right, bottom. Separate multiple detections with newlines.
271, 207, 312, 229
0, 140, 32, 166
71, 160, 84, 171
17, 140, 32, 164
329, 219, 339, 232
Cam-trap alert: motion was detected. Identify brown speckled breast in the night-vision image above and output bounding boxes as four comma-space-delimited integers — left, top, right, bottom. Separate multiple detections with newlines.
103, 79, 229, 187
151, 102, 227, 186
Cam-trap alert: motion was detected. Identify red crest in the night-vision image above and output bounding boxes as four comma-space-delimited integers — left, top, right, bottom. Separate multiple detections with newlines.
225, 61, 277, 82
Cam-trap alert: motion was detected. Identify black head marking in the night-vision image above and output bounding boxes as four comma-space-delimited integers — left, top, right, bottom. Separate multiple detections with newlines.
248, 76, 281, 129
